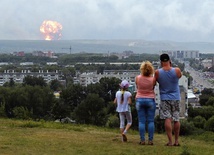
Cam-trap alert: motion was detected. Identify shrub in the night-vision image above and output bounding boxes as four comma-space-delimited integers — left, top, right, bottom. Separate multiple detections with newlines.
18, 121, 42, 128
106, 114, 119, 128
190, 131, 214, 142
204, 116, 214, 132
154, 115, 165, 133
193, 116, 206, 129
0, 102, 7, 117
188, 106, 214, 120
12, 106, 31, 120
180, 119, 195, 136
205, 96, 214, 106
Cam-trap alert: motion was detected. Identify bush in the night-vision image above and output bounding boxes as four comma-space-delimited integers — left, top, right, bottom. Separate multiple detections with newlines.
205, 96, 214, 106
12, 106, 31, 120
193, 116, 206, 129
154, 115, 164, 133
106, 114, 119, 128
180, 119, 195, 136
204, 116, 214, 132
0, 102, 7, 117
188, 106, 214, 120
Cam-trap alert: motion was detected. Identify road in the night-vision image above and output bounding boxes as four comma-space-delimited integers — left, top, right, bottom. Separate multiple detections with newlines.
185, 64, 214, 90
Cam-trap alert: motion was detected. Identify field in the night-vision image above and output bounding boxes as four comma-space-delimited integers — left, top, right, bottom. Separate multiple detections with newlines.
0, 118, 213, 155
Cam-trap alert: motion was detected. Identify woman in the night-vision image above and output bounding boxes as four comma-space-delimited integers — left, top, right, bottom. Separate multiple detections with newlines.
135, 61, 156, 145
114, 80, 132, 142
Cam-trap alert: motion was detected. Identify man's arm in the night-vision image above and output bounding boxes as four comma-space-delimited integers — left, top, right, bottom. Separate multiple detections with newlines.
175, 67, 182, 78
154, 70, 159, 81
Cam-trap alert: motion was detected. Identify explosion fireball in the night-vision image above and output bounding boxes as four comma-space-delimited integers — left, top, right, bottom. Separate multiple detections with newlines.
40, 20, 63, 40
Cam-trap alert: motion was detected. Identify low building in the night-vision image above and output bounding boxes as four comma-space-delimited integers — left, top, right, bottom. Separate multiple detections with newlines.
201, 59, 212, 68
47, 62, 58, 65
20, 62, 34, 66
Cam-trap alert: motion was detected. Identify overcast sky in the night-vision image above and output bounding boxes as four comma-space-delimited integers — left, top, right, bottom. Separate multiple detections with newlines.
1, 0, 214, 42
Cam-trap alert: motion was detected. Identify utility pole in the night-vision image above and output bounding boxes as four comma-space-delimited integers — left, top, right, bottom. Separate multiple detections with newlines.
62, 45, 72, 54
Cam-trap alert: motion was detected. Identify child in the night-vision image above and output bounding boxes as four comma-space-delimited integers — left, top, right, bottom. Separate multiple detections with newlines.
114, 80, 132, 142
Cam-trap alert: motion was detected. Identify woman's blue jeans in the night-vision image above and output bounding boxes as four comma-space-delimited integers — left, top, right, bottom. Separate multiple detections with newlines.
136, 98, 156, 141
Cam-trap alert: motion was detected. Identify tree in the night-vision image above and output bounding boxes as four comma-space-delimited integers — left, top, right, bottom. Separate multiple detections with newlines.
0, 102, 7, 117
180, 119, 195, 136
23, 76, 47, 87
73, 93, 107, 126
12, 106, 31, 120
4, 78, 16, 87
50, 79, 63, 91
199, 94, 212, 106
51, 99, 71, 120
60, 84, 86, 112
23, 85, 55, 119
204, 116, 214, 132
0, 86, 29, 118
193, 116, 206, 129
201, 88, 214, 96
205, 96, 214, 106
99, 77, 121, 102
188, 106, 214, 120
86, 83, 103, 97
182, 71, 193, 87
199, 88, 214, 106
61, 68, 75, 87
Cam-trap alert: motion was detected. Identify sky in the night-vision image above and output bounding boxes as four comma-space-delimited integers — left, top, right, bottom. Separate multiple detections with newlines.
1, 0, 214, 42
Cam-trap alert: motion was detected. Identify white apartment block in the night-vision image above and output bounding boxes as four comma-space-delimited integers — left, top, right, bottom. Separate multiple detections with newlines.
78, 70, 138, 87
0, 70, 61, 86
160, 50, 199, 59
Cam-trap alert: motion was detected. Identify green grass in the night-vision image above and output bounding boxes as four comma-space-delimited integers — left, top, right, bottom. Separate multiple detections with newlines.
0, 118, 213, 155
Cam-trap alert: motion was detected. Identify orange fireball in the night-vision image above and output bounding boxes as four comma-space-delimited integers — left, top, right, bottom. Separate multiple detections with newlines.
40, 20, 63, 40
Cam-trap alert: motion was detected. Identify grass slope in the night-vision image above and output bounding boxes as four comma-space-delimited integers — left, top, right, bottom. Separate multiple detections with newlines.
0, 118, 213, 155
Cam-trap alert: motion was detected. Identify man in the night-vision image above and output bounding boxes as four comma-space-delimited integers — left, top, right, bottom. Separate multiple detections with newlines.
155, 53, 182, 146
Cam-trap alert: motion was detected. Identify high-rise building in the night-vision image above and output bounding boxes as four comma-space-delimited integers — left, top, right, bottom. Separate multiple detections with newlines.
160, 50, 199, 59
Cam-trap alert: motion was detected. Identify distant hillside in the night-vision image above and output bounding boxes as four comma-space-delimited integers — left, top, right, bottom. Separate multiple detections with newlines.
0, 40, 213, 54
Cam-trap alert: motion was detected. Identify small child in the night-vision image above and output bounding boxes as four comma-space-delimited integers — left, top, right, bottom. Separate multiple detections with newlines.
114, 80, 132, 142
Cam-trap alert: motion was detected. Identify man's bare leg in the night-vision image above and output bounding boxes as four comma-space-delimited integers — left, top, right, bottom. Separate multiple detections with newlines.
165, 118, 173, 145
174, 121, 180, 145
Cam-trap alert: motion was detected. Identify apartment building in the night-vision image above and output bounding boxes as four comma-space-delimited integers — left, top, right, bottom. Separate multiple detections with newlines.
0, 70, 62, 86
160, 50, 199, 59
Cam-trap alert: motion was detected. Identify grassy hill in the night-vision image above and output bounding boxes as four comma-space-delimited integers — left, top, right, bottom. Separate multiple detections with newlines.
0, 118, 213, 155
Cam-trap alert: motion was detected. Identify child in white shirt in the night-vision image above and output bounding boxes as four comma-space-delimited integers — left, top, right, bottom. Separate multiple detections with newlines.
114, 80, 132, 142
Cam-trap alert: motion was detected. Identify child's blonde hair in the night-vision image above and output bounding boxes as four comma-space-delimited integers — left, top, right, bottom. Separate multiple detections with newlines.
140, 61, 154, 76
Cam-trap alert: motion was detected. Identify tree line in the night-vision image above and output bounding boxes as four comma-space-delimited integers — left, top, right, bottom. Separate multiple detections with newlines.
0, 75, 214, 135
0, 52, 213, 134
